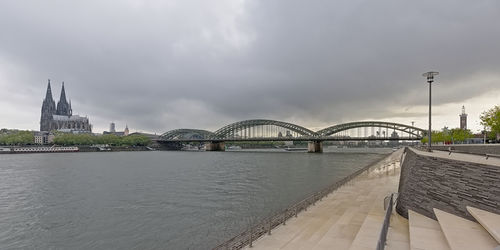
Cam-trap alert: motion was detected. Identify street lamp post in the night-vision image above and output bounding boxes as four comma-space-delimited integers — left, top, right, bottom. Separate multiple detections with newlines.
483, 126, 487, 144
422, 71, 439, 152
411, 121, 415, 145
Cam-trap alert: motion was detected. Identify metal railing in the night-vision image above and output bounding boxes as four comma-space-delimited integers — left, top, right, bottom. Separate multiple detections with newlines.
486, 153, 500, 159
425, 146, 500, 160
376, 193, 395, 250
213, 158, 381, 250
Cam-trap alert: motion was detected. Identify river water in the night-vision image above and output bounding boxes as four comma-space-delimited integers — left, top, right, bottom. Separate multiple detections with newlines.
0, 149, 389, 249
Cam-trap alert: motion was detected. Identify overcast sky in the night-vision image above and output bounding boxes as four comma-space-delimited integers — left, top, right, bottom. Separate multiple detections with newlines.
1, 0, 499, 134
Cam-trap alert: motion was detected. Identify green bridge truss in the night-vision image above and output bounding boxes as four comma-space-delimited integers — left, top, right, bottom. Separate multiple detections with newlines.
159, 120, 426, 141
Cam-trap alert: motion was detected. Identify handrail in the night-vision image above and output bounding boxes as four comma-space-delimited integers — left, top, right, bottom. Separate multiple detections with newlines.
376, 193, 394, 250
430, 147, 500, 160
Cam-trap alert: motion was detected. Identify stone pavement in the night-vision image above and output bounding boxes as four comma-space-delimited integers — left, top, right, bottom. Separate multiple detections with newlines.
245, 149, 407, 250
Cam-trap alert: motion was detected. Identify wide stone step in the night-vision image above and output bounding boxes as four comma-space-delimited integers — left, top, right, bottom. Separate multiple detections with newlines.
347, 198, 385, 250
433, 208, 497, 250
385, 212, 409, 250
408, 210, 449, 250
467, 206, 500, 244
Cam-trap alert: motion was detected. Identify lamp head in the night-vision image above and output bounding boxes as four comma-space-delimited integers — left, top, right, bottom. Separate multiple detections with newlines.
422, 71, 439, 82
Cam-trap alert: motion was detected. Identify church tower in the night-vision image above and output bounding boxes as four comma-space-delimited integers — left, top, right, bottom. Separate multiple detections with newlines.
124, 124, 129, 136
40, 79, 56, 131
460, 105, 467, 130
56, 82, 72, 116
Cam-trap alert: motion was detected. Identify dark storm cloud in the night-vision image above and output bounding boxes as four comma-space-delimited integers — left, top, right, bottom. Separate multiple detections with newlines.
1, 0, 499, 132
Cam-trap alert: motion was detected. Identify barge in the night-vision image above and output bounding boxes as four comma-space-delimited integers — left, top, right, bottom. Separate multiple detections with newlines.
0, 146, 79, 154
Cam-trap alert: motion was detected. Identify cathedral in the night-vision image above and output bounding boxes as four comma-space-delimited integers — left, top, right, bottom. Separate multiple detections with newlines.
40, 80, 92, 132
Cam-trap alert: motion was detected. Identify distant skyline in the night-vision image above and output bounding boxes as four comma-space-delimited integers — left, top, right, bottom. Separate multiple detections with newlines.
1, 0, 499, 133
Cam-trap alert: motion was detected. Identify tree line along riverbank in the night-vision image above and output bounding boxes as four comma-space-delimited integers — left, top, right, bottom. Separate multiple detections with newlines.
0, 129, 152, 147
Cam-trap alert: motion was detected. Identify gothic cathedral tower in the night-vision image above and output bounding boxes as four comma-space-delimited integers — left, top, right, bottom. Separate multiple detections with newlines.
40, 79, 56, 131
56, 82, 72, 116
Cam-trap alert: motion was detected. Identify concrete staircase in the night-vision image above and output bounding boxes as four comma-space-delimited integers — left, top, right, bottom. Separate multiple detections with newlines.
408, 210, 449, 250
348, 203, 500, 250
406, 207, 499, 250
467, 206, 500, 243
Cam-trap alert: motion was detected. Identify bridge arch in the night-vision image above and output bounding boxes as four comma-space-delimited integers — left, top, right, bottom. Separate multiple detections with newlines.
212, 119, 317, 139
160, 129, 214, 140
316, 121, 425, 137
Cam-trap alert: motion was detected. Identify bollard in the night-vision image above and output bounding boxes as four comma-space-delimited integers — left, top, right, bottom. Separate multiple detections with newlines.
294, 207, 298, 218
268, 219, 272, 235
283, 213, 286, 225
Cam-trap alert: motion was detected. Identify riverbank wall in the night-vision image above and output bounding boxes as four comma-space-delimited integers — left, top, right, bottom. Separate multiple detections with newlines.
396, 147, 500, 221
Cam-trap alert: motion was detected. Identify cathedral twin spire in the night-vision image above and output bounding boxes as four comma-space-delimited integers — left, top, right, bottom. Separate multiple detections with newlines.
56, 81, 72, 116
42, 79, 72, 117
44, 79, 54, 102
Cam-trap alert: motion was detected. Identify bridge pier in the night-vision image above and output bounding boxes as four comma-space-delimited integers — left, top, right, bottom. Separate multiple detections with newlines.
205, 141, 225, 151
308, 141, 323, 153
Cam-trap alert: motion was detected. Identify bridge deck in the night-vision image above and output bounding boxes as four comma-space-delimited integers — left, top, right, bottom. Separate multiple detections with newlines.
157, 137, 421, 143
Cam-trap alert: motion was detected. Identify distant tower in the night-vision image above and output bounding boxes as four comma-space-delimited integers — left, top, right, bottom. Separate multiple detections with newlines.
110, 122, 116, 133
124, 124, 129, 136
460, 105, 467, 130
40, 79, 56, 131
56, 82, 72, 116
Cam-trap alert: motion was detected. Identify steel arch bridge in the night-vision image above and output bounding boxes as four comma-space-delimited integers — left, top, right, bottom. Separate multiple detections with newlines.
158, 119, 425, 142
212, 119, 317, 139
160, 129, 214, 140
316, 121, 425, 137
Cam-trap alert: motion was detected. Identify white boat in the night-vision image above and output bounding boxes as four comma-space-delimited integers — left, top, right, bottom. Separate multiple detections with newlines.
284, 147, 307, 152
0, 147, 12, 153
97, 146, 111, 151
182, 144, 203, 151
227, 145, 242, 150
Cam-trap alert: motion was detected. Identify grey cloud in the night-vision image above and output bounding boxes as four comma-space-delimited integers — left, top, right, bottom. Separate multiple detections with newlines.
0, 0, 499, 133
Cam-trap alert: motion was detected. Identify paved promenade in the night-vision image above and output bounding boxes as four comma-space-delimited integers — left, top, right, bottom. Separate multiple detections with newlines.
246, 149, 408, 250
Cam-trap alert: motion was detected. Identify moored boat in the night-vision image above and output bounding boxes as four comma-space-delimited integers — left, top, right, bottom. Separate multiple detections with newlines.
0, 147, 12, 154
10, 146, 79, 153
283, 147, 307, 152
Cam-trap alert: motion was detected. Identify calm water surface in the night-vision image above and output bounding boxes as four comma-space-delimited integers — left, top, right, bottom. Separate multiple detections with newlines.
0, 149, 389, 249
